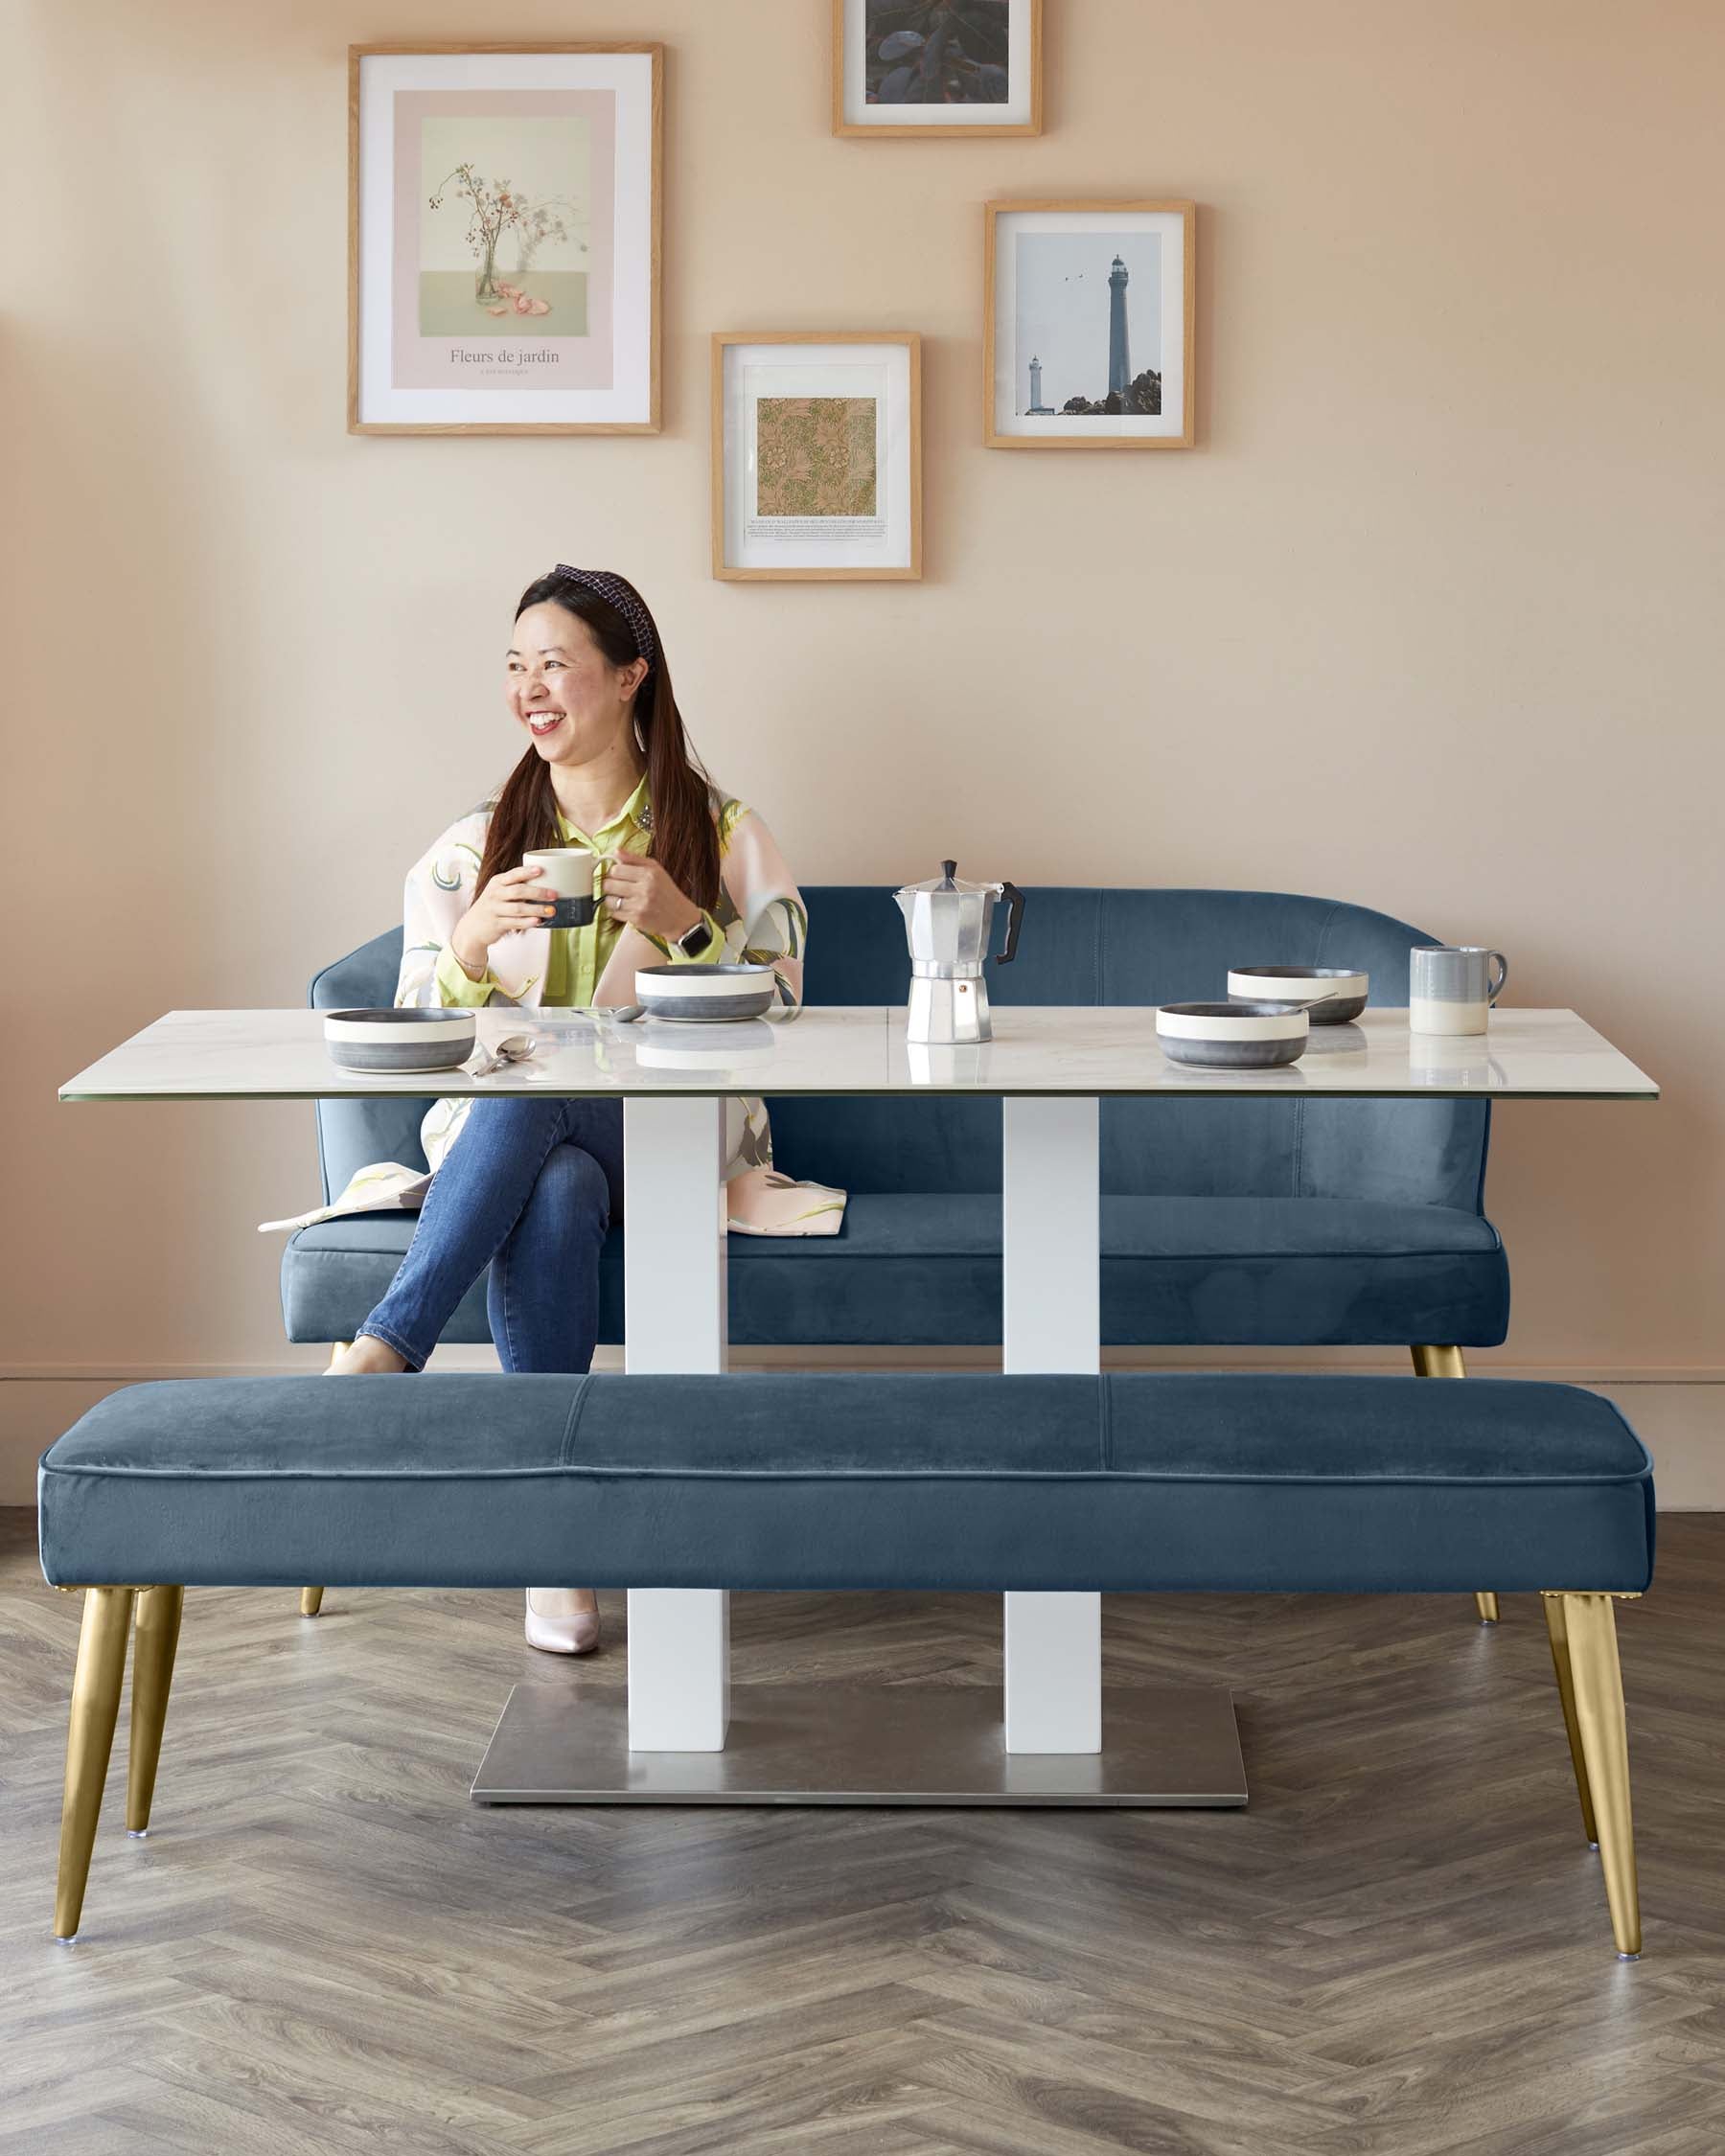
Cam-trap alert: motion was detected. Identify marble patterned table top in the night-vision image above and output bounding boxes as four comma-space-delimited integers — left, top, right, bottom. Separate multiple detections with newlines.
58, 1006, 1660, 1102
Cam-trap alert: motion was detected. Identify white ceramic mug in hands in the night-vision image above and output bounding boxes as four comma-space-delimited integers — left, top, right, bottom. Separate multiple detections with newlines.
1410, 945, 1508, 1036
520, 848, 599, 929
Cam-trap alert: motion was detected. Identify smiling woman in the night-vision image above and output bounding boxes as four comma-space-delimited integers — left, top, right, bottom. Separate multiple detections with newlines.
319, 564, 838, 1657
478, 565, 719, 933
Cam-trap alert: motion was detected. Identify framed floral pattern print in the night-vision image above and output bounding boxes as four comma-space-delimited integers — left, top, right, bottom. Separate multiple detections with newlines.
712, 333, 923, 581
985, 199, 1196, 447
348, 43, 662, 434
833, 0, 1042, 137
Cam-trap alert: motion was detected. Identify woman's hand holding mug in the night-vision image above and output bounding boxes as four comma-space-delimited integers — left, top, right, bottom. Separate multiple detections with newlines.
449, 864, 557, 976
601, 849, 704, 944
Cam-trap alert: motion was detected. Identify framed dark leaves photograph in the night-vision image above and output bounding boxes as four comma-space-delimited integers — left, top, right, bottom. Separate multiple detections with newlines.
833, 0, 1043, 137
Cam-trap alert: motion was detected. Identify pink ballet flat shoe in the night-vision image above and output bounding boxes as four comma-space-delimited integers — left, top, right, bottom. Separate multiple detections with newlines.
524, 1590, 601, 1656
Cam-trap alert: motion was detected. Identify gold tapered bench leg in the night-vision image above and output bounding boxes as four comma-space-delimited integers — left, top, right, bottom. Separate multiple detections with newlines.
300, 1342, 351, 1618
1542, 1593, 1598, 1846
126, 1585, 184, 1836
1552, 1592, 1642, 1958
56, 1587, 136, 1940
1411, 1344, 1499, 1623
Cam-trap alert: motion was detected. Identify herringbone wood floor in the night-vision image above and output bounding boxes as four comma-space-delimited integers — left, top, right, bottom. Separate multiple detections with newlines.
3, 1509, 1722, 2156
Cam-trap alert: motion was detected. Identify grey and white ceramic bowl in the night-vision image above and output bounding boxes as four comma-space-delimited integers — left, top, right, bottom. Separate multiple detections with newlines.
1226, 967, 1368, 1025
633, 963, 779, 1023
323, 1007, 476, 1074
1157, 1000, 1309, 1069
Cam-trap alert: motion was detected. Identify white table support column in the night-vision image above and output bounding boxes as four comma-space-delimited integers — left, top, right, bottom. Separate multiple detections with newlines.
1001, 1094, 1103, 1755
623, 1095, 729, 1752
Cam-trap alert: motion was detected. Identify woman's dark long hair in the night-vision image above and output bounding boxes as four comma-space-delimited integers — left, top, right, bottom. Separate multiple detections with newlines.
475, 570, 721, 911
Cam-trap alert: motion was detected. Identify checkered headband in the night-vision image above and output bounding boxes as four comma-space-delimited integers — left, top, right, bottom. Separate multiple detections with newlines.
550, 566, 657, 669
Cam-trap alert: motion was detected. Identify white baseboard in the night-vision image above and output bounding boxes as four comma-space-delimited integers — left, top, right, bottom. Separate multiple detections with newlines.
4, 1359, 1720, 1511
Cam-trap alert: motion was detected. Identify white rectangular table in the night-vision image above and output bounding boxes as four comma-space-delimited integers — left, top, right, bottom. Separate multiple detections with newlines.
61, 1006, 1658, 1803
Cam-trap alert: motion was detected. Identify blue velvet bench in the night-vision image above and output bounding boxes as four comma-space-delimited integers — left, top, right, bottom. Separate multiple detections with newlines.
40, 1372, 1651, 1953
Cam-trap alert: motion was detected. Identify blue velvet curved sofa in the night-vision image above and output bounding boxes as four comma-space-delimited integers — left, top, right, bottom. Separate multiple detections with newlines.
281, 887, 1509, 1358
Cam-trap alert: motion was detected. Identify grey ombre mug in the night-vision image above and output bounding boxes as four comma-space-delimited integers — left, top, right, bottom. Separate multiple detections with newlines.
521, 847, 599, 929
1410, 945, 1508, 1036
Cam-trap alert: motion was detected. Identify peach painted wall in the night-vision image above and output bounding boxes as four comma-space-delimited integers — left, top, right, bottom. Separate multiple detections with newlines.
4, 2, 1721, 1471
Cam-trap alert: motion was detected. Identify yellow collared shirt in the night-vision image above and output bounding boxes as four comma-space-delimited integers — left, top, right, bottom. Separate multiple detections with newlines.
432, 772, 720, 1008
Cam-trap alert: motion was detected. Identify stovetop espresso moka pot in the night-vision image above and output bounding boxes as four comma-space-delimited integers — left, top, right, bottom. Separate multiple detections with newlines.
893, 860, 1025, 1044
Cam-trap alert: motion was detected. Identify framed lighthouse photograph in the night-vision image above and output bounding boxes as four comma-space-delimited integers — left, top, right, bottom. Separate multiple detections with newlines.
984, 200, 1195, 448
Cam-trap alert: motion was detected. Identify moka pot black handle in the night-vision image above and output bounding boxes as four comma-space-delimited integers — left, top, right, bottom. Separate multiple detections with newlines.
995, 882, 1024, 966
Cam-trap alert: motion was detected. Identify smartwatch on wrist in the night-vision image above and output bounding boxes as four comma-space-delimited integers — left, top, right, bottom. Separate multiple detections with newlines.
674, 914, 712, 959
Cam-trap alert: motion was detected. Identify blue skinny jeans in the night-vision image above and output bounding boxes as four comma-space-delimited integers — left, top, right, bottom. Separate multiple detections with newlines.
358, 1096, 624, 1373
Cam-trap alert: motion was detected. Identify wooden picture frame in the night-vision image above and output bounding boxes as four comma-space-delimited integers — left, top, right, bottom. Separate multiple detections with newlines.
984, 198, 1196, 448
348, 42, 662, 435
711, 333, 923, 582
832, 0, 1043, 137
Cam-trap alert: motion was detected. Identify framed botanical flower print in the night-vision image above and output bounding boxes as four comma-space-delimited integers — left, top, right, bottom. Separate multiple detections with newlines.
349, 43, 662, 433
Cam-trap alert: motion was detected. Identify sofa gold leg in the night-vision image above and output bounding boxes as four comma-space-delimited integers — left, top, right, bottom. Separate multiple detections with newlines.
299, 1344, 350, 1617
126, 1585, 184, 1836
1558, 1593, 1642, 1958
1411, 1344, 1499, 1622
56, 1587, 137, 1939
1412, 1342, 1466, 1380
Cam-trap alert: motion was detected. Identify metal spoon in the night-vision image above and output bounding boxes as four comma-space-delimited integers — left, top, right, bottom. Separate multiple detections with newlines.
608, 1004, 646, 1024
469, 1033, 536, 1077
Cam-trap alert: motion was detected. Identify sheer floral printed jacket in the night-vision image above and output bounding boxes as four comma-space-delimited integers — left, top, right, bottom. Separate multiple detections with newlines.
260, 791, 846, 1239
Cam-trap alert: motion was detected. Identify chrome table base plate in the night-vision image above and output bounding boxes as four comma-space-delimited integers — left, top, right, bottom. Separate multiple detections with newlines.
472, 1682, 1247, 1807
